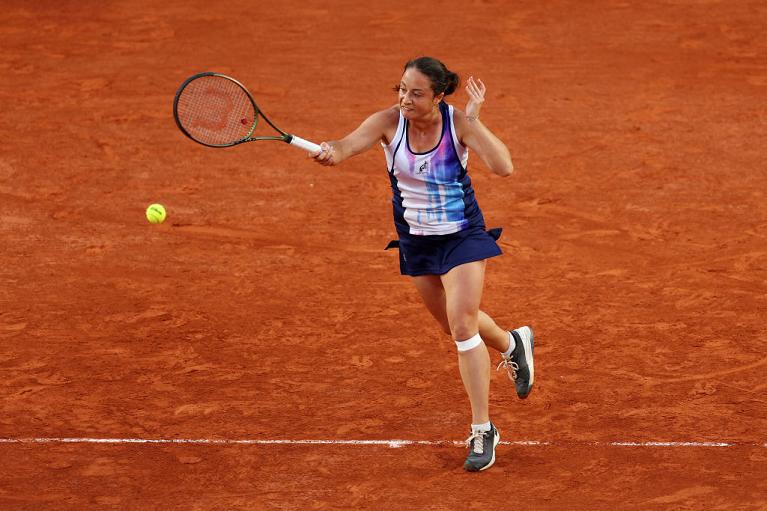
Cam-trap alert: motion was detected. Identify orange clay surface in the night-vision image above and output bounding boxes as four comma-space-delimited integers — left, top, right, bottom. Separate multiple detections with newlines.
1, 1, 766, 509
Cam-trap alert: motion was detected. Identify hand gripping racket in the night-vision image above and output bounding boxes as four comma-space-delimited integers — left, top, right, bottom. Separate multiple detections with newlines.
173, 72, 321, 153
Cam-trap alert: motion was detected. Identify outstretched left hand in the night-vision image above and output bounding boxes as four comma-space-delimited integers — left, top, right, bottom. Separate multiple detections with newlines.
465, 76, 486, 120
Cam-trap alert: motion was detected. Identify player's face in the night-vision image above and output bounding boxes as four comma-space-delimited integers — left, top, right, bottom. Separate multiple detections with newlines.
398, 68, 444, 120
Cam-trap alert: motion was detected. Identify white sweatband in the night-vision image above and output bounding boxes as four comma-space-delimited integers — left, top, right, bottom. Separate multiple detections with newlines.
455, 333, 483, 352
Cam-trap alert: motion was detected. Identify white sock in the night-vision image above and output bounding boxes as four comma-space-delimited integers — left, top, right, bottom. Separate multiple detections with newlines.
471, 421, 491, 433
455, 333, 483, 352
502, 331, 516, 358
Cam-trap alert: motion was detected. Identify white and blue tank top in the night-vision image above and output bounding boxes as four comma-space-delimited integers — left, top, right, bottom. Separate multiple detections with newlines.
382, 102, 487, 237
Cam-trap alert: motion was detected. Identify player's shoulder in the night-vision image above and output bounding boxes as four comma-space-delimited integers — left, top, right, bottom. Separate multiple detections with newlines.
360, 106, 400, 135
367, 105, 400, 126
366, 106, 401, 146
449, 104, 468, 122
449, 105, 472, 138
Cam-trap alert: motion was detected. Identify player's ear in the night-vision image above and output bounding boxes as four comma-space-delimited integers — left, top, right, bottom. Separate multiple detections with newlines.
434, 92, 444, 105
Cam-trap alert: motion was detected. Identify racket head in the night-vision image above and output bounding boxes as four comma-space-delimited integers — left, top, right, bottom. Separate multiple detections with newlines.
173, 72, 260, 147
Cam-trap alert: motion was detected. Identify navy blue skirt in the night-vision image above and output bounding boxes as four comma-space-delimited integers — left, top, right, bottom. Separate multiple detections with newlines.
385, 227, 503, 276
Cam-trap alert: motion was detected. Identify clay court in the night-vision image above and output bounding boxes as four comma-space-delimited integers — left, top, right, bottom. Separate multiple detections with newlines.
1, 0, 766, 509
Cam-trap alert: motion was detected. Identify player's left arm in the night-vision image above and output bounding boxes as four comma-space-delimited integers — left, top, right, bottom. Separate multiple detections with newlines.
455, 76, 513, 177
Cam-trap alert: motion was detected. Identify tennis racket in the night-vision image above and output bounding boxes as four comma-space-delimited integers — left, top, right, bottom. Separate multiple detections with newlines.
173, 72, 321, 153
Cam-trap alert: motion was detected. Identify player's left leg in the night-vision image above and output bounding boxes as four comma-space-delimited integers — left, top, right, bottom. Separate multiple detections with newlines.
498, 325, 535, 399
411, 275, 452, 336
478, 311, 511, 353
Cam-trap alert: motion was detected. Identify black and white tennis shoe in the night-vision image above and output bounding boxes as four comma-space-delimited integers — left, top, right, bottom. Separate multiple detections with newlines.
463, 423, 500, 472
497, 326, 535, 399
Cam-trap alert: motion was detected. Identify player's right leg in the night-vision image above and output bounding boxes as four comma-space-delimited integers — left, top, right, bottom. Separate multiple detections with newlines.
439, 261, 501, 471
412, 277, 512, 351
412, 276, 533, 399
412, 272, 491, 424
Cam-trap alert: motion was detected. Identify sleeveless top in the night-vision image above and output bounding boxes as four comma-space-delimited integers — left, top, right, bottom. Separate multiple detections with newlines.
382, 101, 487, 237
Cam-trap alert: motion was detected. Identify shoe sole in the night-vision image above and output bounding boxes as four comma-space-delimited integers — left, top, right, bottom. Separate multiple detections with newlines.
517, 326, 534, 399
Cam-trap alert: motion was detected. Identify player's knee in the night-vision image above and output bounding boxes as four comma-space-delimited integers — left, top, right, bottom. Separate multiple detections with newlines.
449, 318, 479, 341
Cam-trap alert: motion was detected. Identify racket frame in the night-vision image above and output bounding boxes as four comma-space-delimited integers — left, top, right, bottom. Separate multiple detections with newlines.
173, 72, 320, 153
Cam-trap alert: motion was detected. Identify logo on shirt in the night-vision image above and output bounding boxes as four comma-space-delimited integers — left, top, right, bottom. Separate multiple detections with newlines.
417, 161, 429, 174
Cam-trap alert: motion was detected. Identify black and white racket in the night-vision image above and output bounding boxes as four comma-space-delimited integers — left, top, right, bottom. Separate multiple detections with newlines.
173, 72, 321, 153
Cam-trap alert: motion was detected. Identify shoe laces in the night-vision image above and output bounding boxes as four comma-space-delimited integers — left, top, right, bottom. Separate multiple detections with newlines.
496, 355, 519, 381
465, 430, 487, 454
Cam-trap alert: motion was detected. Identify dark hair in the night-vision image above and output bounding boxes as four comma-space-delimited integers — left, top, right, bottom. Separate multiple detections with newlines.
400, 56, 460, 97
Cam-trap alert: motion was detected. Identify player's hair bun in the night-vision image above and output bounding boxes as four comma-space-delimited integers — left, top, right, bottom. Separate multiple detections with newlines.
403, 56, 460, 97
443, 71, 460, 96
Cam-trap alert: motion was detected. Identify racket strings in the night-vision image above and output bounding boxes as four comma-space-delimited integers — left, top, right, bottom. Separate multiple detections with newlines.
176, 75, 257, 146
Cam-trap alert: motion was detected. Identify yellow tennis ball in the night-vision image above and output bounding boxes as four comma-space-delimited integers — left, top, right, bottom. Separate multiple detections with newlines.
146, 203, 167, 224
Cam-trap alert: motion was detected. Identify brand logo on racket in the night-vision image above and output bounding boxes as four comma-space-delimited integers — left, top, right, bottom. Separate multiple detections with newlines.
191, 87, 234, 130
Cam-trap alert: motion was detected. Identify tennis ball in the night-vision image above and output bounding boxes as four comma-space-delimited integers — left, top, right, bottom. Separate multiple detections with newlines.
146, 203, 167, 224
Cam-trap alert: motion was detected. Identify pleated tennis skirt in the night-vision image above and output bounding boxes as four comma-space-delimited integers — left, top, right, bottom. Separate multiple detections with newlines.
385, 227, 503, 277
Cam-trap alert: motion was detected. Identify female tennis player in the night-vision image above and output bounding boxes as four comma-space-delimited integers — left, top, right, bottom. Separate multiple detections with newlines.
312, 56, 534, 472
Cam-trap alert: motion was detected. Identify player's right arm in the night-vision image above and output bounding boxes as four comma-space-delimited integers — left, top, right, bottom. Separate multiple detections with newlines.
313, 107, 399, 166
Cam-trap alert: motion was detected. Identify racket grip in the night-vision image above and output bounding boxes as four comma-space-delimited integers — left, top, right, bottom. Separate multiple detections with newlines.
288, 135, 322, 154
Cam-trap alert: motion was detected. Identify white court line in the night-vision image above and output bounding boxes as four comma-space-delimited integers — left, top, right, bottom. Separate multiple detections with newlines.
0, 438, 543, 449
0, 438, 764, 448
